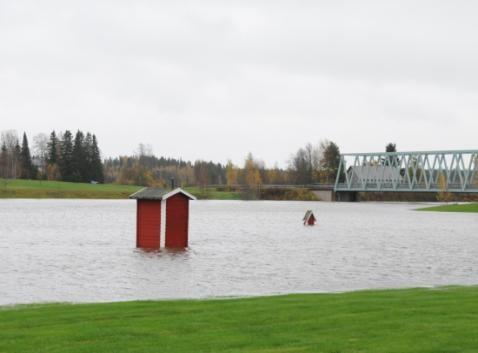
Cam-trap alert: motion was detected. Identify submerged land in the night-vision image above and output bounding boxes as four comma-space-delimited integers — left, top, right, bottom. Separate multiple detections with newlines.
1, 286, 478, 353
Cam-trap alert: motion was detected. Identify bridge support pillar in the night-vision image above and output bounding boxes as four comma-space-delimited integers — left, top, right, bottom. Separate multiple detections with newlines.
335, 191, 357, 202
312, 190, 335, 202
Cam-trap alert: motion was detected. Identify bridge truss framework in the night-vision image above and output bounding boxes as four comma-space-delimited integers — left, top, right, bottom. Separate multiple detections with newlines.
334, 150, 478, 193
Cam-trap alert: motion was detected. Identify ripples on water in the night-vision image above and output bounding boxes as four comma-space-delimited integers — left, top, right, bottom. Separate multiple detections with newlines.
0, 200, 477, 305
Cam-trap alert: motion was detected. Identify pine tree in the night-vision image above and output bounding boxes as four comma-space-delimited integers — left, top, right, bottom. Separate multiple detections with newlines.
20, 133, 36, 179
59, 130, 74, 181
14, 141, 21, 178
45, 131, 62, 180
90, 134, 104, 182
72, 130, 85, 182
47, 131, 58, 165
386, 143, 397, 153
385, 143, 398, 166
0, 143, 7, 179
83, 132, 94, 182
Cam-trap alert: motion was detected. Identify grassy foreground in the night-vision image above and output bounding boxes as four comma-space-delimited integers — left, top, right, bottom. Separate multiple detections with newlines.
418, 203, 478, 213
1, 286, 478, 353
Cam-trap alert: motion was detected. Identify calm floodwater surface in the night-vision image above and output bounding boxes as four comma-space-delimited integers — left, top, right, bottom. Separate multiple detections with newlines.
1, 200, 477, 305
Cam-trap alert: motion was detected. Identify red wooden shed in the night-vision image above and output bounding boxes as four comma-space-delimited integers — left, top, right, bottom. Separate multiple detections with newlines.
130, 187, 196, 249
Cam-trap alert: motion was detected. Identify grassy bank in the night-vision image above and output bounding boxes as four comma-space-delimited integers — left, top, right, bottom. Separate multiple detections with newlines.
183, 186, 242, 200
418, 203, 478, 213
1, 286, 478, 353
0, 179, 143, 199
0, 179, 242, 200
0, 179, 317, 200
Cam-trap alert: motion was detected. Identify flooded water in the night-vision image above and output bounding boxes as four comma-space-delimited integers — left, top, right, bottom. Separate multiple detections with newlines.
0, 200, 477, 305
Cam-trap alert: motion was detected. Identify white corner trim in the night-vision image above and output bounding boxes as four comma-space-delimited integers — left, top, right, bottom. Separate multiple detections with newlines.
160, 199, 166, 248
162, 187, 197, 201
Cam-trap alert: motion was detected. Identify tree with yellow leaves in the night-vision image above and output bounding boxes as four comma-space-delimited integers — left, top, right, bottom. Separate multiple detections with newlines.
226, 160, 238, 188
436, 173, 453, 202
244, 153, 262, 190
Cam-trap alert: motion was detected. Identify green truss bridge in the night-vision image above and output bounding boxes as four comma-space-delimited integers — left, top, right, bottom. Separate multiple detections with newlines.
334, 150, 478, 194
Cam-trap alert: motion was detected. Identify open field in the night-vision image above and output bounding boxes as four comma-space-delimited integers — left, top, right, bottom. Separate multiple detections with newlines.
0, 179, 246, 201
1, 286, 478, 353
0, 179, 142, 199
183, 186, 242, 200
0, 179, 243, 200
418, 203, 478, 213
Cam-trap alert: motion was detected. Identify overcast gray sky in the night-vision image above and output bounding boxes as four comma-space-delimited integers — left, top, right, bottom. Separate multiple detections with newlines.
1, 0, 477, 166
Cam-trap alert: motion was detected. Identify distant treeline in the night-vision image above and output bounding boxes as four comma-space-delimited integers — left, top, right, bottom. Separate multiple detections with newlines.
1, 129, 344, 188
0, 130, 103, 183
104, 141, 343, 188
104, 153, 225, 187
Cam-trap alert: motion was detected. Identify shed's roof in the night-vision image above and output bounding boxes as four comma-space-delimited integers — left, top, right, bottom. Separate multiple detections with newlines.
303, 210, 315, 221
129, 187, 196, 201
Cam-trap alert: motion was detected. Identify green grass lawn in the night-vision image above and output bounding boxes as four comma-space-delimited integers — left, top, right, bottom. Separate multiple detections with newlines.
0, 179, 142, 199
1, 286, 478, 353
0, 179, 242, 200
184, 186, 242, 200
418, 203, 478, 213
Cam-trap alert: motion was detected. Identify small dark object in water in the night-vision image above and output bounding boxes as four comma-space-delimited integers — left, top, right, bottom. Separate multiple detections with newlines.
303, 210, 316, 226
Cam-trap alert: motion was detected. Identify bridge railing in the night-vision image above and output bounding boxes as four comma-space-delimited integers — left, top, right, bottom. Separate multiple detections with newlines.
334, 150, 478, 193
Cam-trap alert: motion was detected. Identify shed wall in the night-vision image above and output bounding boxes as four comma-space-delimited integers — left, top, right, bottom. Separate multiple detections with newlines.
137, 200, 161, 248
307, 215, 316, 225
165, 194, 189, 247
